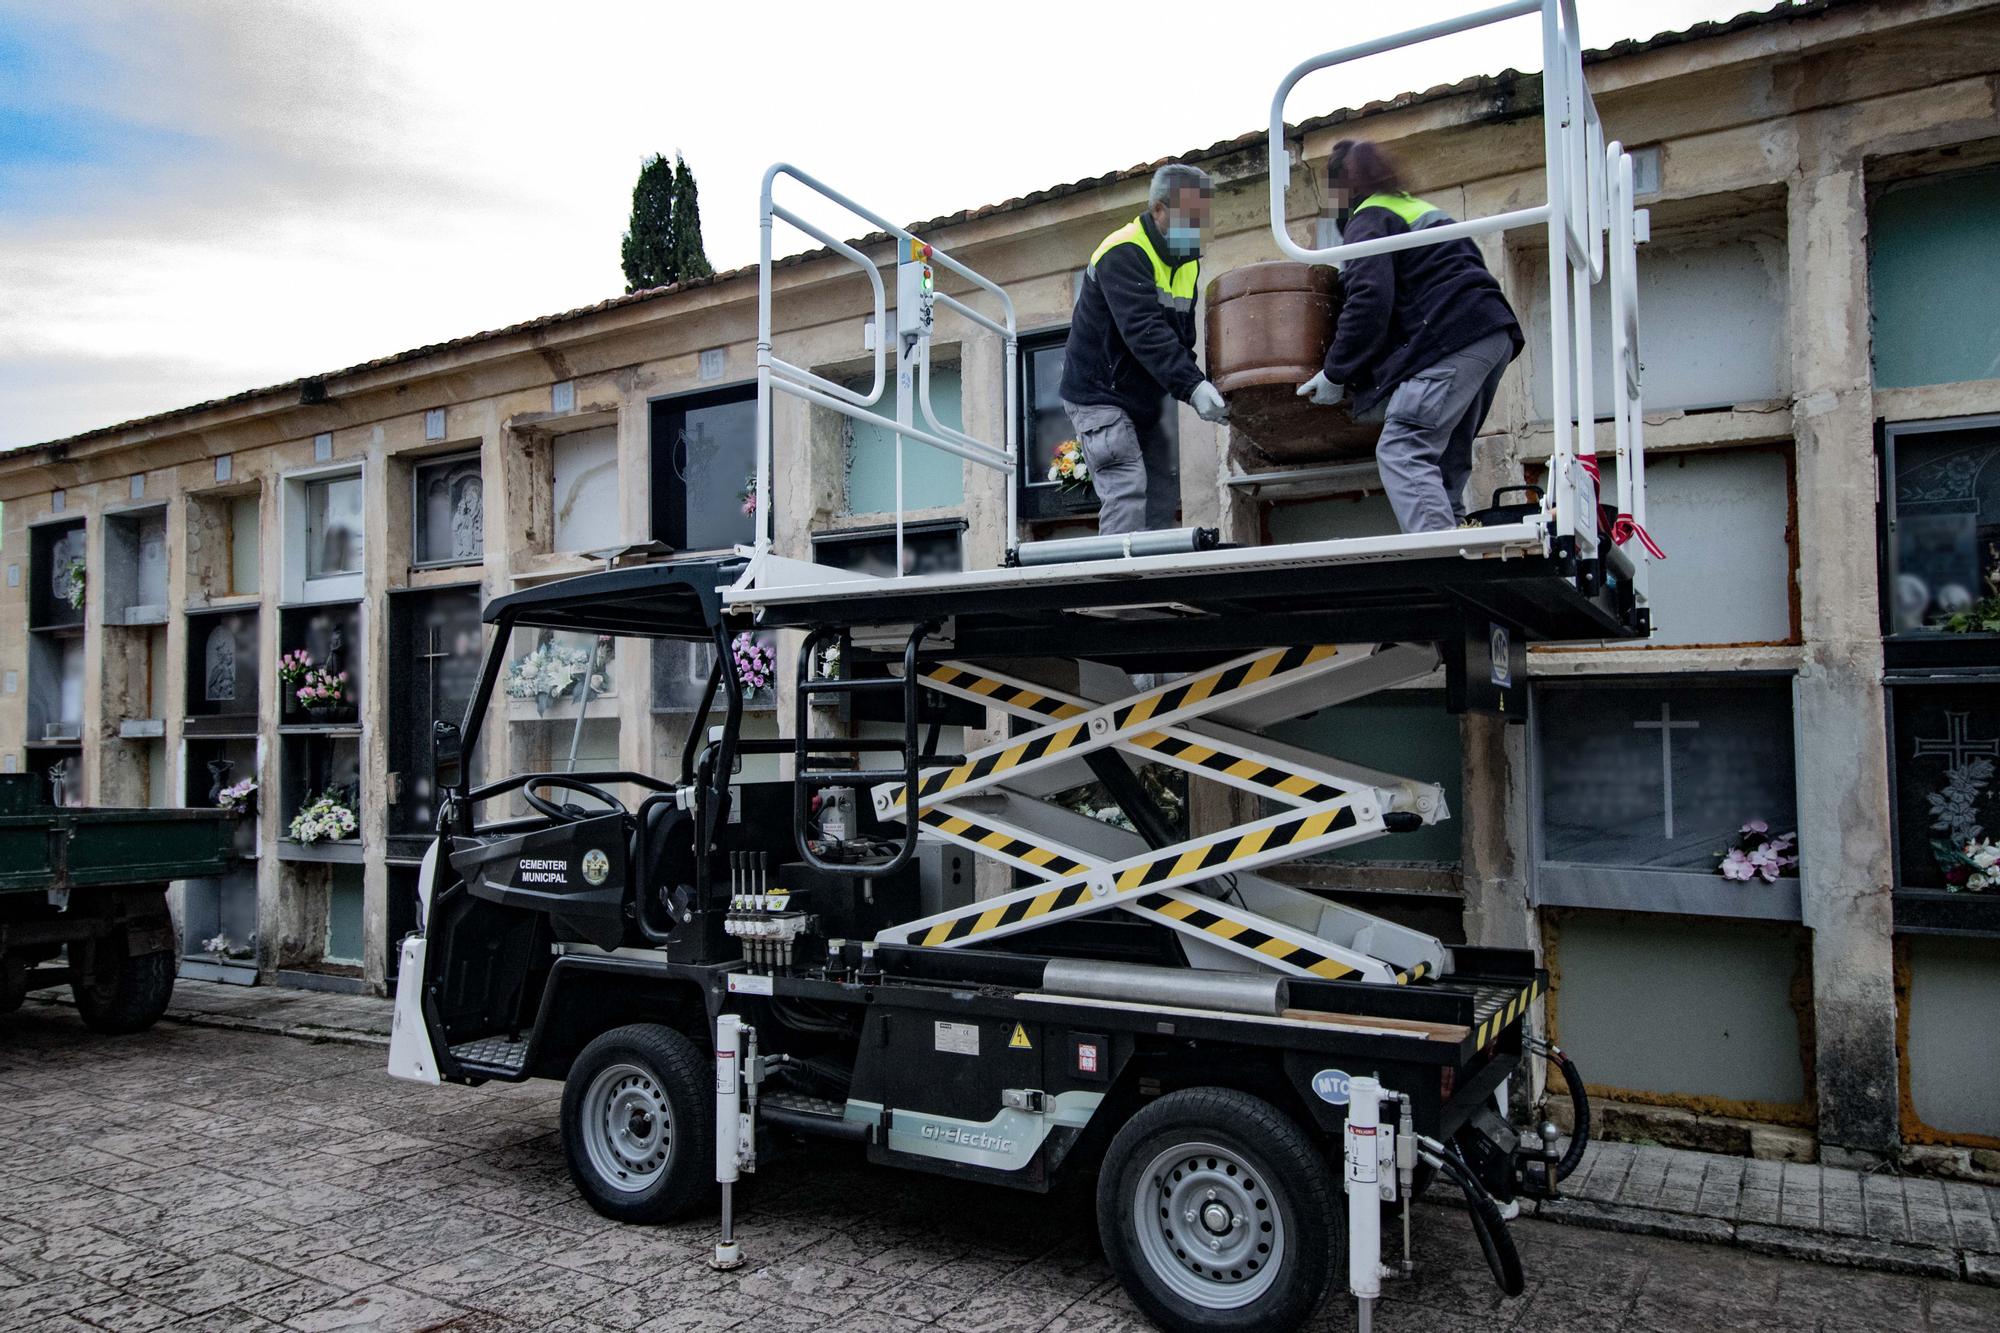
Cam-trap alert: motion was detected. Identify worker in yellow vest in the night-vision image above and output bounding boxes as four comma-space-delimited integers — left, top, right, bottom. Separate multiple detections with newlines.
1061, 163, 1232, 535
1299, 140, 1524, 533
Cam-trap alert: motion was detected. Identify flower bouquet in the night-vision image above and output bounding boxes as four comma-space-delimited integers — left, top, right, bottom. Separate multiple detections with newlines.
1715, 819, 1798, 883
201, 931, 256, 962
732, 632, 776, 698
216, 778, 258, 817
504, 642, 590, 715
60, 558, 86, 612
296, 666, 353, 721
289, 790, 357, 844
1933, 837, 1999, 892
740, 473, 758, 517
1047, 439, 1091, 494
278, 649, 314, 714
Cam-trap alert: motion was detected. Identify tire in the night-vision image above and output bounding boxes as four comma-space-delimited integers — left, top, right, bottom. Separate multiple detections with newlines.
70, 940, 175, 1035
560, 1023, 714, 1224
1098, 1088, 1342, 1333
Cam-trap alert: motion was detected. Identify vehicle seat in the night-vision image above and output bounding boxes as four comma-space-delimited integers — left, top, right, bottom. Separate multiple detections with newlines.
632, 799, 689, 894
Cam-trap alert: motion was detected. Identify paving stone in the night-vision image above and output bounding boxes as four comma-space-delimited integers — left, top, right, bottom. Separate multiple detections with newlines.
125, 1254, 299, 1317
285, 1283, 472, 1331
71, 1290, 187, 1330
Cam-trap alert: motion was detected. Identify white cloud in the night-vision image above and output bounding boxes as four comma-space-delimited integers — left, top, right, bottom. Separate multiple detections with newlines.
0, 0, 1769, 448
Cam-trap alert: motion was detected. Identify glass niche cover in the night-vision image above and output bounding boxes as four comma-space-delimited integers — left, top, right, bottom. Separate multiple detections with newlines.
1888, 424, 2000, 633
305, 474, 364, 580
1538, 682, 1799, 875
503, 626, 616, 716
186, 610, 260, 720
413, 454, 484, 566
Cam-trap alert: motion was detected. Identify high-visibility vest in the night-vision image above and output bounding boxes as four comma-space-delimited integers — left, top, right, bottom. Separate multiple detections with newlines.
1355, 192, 1446, 227
1087, 217, 1200, 311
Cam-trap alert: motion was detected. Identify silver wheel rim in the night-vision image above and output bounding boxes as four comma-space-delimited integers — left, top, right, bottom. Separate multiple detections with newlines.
1132, 1139, 1284, 1310
580, 1061, 672, 1193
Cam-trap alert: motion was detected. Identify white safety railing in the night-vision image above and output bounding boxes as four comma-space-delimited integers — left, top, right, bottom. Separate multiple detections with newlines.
749, 164, 1018, 582
1268, 0, 1652, 600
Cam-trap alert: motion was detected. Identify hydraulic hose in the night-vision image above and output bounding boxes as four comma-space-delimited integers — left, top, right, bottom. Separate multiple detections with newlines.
1528, 1035, 1591, 1182
1550, 1046, 1589, 1182
1432, 1143, 1525, 1297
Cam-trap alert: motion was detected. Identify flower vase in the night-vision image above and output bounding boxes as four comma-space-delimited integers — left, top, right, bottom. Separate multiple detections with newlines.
307, 705, 334, 723
206, 759, 234, 807
535, 690, 552, 716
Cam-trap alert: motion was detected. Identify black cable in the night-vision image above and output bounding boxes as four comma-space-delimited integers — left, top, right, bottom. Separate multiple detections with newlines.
1436, 1144, 1525, 1297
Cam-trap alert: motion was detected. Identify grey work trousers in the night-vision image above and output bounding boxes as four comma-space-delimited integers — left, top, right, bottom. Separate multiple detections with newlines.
1361, 328, 1515, 534
1062, 399, 1179, 535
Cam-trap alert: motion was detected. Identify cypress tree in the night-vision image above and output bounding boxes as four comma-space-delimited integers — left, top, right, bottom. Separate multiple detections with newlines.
620, 154, 677, 293
669, 153, 715, 282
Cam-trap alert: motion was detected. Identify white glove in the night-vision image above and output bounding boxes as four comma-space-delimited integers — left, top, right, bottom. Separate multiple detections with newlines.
1190, 380, 1230, 423
1297, 371, 1345, 406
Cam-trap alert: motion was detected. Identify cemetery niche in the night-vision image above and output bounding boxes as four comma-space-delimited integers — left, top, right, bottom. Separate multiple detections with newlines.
1889, 684, 2000, 935
184, 609, 261, 732
1884, 420, 2000, 647
102, 508, 169, 624
28, 519, 87, 628
387, 586, 483, 852
278, 603, 363, 722
413, 453, 484, 566
1535, 679, 1803, 920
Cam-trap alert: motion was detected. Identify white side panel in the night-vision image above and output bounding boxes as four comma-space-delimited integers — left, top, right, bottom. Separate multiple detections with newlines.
386, 937, 442, 1085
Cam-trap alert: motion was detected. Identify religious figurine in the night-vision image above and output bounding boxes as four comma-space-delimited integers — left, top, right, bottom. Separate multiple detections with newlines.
205, 622, 238, 702
451, 475, 484, 559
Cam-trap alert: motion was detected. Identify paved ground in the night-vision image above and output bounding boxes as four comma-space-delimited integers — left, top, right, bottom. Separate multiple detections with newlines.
7, 999, 2000, 1332
44, 979, 2000, 1283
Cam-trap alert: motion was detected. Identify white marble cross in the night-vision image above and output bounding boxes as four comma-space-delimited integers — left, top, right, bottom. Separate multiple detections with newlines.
1634, 702, 1700, 839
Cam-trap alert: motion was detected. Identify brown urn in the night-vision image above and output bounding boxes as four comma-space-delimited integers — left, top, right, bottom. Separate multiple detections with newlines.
1204, 261, 1380, 462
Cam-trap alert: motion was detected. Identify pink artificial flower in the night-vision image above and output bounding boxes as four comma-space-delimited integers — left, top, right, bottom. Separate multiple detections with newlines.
1720, 849, 1756, 881
1740, 818, 1769, 835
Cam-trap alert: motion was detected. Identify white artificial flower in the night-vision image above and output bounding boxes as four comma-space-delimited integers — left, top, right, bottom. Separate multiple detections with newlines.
1047, 465, 1061, 481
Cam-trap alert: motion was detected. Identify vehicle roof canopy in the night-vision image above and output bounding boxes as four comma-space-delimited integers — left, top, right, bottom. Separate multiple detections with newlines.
480, 557, 743, 641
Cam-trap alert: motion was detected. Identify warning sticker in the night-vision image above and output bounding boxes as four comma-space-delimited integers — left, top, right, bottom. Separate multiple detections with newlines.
934, 1021, 980, 1056
1008, 1023, 1033, 1051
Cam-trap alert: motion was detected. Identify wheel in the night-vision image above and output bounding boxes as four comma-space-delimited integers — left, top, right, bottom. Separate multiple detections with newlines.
1098, 1088, 1341, 1332
560, 1023, 713, 1224
69, 937, 175, 1035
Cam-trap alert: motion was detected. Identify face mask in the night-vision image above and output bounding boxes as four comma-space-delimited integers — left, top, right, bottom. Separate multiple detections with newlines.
1161, 210, 1203, 259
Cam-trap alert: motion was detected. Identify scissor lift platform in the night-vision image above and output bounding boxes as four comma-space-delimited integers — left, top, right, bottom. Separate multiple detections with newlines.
726, 519, 1642, 659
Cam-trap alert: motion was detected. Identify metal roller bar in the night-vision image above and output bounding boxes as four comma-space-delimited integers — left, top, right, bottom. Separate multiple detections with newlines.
1014, 527, 1218, 566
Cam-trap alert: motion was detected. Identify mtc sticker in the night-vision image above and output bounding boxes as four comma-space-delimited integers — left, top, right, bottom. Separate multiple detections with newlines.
1311, 1069, 1352, 1106
1076, 1042, 1100, 1075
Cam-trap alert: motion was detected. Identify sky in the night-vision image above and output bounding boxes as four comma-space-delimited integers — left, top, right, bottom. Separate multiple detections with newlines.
0, 0, 1783, 450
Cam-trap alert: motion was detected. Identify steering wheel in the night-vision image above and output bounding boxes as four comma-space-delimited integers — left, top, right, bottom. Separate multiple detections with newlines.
521, 776, 629, 824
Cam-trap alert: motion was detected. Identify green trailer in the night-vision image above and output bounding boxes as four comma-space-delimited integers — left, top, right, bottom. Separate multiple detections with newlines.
0, 773, 236, 1033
